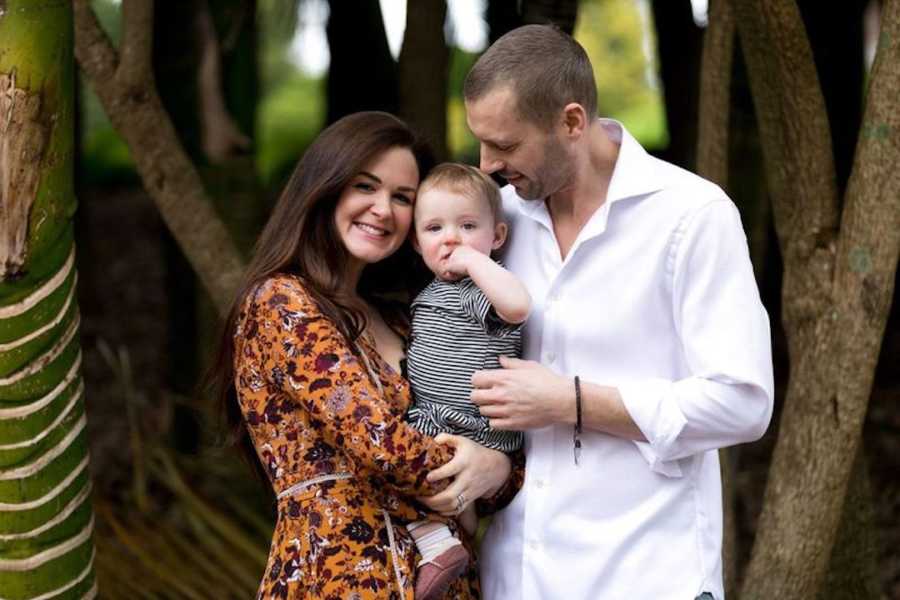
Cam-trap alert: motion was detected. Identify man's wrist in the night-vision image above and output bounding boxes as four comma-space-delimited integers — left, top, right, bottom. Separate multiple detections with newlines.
555, 374, 578, 426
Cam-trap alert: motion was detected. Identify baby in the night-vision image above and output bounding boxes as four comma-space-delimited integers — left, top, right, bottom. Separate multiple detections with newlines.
405, 163, 531, 599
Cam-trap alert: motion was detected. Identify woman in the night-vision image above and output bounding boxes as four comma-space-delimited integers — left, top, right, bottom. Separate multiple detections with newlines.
210, 112, 511, 599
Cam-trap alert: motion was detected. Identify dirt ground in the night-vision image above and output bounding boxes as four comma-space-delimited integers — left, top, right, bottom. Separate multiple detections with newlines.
75, 184, 900, 597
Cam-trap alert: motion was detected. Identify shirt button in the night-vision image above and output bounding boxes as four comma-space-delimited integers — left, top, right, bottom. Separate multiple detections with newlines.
535, 479, 545, 489
529, 540, 540, 550
546, 352, 556, 363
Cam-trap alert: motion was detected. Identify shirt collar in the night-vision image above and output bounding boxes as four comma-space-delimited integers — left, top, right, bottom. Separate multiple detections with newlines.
601, 118, 666, 204
512, 119, 665, 239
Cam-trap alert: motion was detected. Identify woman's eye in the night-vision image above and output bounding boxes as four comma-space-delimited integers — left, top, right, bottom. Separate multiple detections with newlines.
354, 182, 375, 192
393, 194, 413, 205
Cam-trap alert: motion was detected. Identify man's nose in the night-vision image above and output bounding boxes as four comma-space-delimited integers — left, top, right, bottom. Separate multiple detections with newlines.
480, 146, 503, 174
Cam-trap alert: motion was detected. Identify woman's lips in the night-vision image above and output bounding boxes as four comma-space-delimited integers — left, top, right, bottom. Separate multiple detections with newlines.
354, 222, 389, 237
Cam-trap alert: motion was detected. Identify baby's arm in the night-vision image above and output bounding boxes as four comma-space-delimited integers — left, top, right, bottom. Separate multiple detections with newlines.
447, 245, 531, 324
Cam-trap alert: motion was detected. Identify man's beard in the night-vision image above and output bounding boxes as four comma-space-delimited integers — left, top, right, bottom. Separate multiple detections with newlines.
515, 136, 572, 201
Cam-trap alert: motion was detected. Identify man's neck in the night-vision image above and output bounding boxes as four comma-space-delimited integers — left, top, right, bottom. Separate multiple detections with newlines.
546, 120, 620, 258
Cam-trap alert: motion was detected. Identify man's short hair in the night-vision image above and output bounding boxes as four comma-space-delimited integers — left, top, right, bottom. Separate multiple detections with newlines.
463, 24, 597, 129
419, 163, 503, 223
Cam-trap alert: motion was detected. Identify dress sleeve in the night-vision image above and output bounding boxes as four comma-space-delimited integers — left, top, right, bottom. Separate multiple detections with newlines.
239, 276, 453, 497
475, 449, 525, 516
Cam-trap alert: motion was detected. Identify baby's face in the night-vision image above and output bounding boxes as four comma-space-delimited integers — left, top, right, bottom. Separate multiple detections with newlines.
413, 187, 502, 278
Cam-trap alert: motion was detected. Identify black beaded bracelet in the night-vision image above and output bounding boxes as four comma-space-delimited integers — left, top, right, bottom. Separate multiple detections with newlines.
573, 375, 582, 466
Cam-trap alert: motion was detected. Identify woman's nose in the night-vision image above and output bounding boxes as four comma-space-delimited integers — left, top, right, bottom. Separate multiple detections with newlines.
369, 193, 391, 217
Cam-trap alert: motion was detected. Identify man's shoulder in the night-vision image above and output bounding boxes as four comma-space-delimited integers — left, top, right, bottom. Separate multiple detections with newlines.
641, 155, 735, 224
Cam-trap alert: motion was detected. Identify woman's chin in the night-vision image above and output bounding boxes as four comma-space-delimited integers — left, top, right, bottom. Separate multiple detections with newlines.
346, 243, 397, 265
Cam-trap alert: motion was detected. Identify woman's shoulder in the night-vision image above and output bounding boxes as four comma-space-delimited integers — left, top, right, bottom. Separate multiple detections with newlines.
242, 273, 320, 316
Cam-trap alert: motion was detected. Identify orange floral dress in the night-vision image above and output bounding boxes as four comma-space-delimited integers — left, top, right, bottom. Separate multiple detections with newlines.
233, 274, 481, 599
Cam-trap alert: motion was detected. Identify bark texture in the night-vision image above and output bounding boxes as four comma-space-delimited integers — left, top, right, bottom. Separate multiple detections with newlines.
696, 0, 734, 186
0, 1, 97, 597
0, 72, 48, 279
399, 0, 449, 161
736, 0, 900, 596
72, 0, 244, 317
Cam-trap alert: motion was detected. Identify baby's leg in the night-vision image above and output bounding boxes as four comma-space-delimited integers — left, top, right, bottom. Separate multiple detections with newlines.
407, 520, 469, 600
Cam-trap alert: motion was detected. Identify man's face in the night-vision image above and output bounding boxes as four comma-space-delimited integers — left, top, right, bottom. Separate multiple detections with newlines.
465, 86, 572, 200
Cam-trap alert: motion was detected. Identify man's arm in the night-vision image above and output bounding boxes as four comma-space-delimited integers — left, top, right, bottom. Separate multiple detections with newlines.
471, 357, 645, 440
472, 200, 774, 469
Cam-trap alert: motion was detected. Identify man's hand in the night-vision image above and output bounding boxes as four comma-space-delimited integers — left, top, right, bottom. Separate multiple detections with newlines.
471, 356, 572, 430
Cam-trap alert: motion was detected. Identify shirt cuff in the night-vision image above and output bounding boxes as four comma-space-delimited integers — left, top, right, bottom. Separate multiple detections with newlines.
618, 379, 688, 477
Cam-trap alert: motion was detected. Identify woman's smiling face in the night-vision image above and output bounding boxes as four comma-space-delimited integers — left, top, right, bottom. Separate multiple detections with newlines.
333, 146, 420, 270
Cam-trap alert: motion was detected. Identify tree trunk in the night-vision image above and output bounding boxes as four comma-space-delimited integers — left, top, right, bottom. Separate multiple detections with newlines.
817, 448, 880, 600
522, 0, 579, 35
73, 0, 245, 318
652, 0, 704, 170
736, 0, 900, 596
153, 0, 262, 408
0, 1, 98, 597
487, 0, 523, 43
399, 0, 450, 161
325, 0, 399, 124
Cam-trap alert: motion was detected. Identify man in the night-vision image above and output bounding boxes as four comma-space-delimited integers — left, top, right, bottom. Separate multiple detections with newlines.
464, 25, 773, 600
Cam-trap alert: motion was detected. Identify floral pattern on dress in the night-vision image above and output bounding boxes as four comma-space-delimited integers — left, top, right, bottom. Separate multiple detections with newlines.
234, 274, 480, 599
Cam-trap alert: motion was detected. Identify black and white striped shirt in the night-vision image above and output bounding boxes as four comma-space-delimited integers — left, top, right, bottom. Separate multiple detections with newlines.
405, 276, 523, 452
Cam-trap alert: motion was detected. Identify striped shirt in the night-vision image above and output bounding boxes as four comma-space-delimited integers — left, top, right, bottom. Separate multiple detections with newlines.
405, 276, 523, 452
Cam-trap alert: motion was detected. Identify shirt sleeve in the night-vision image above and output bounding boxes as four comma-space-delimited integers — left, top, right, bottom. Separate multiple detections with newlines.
240, 276, 454, 496
459, 278, 522, 337
618, 199, 774, 476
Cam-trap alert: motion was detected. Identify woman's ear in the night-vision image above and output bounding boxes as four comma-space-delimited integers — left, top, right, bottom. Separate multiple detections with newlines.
492, 221, 508, 250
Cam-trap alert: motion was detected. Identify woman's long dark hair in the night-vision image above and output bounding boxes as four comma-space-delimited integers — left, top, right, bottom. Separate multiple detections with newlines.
207, 112, 434, 482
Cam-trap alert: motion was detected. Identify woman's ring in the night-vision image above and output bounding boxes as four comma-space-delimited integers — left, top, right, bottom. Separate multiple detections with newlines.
456, 493, 466, 513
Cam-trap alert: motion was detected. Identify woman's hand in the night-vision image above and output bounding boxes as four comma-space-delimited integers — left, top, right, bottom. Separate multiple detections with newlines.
417, 433, 512, 516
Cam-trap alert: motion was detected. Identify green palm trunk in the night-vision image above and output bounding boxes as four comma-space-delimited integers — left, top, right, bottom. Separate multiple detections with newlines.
0, 1, 97, 598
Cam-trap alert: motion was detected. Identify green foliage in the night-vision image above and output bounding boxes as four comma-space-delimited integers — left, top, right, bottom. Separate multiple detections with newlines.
576, 0, 668, 149
256, 73, 325, 188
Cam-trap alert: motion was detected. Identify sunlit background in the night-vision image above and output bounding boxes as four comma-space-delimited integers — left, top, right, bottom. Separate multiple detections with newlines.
81, 0, 715, 188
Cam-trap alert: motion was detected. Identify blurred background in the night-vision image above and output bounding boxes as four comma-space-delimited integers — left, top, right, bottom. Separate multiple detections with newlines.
30, 0, 900, 597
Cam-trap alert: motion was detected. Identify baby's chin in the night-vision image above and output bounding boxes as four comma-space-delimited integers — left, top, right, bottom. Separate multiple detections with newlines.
436, 270, 465, 283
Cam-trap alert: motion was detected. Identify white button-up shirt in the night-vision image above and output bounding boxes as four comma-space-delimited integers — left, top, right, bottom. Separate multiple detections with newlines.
480, 120, 774, 600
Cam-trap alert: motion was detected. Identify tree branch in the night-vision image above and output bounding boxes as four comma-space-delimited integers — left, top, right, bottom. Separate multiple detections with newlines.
196, 0, 250, 163
738, 1, 900, 597
731, 0, 839, 350
118, 0, 154, 90
73, 0, 245, 317
696, 0, 734, 187
72, 0, 118, 85
832, 0, 900, 399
